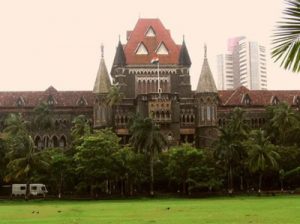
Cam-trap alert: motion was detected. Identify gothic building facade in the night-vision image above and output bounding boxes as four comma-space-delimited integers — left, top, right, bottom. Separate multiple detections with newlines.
0, 18, 300, 148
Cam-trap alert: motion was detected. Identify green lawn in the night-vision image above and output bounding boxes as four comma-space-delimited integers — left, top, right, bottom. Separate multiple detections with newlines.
1, 196, 300, 224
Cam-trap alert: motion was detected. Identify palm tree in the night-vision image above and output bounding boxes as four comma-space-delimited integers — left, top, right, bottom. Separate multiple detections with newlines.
246, 130, 280, 193
71, 115, 91, 146
129, 116, 167, 195
215, 127, 240, 194
215, 107, 249, 193
4, 113, 29, 136
272, 0, 300, 72
106, 85, 123, 107
5, 135, 49, 199
268, 102, 298, 145
33, 102, 55, 131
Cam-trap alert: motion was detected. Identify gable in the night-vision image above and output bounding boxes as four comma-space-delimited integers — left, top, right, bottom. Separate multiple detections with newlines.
135, 42, 148, 55
123, 18, 180, 64
156, 42, 168, 55
145, 26, 156, 37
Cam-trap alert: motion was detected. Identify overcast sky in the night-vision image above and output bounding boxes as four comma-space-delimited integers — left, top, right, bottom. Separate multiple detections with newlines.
0, 0, 299, 91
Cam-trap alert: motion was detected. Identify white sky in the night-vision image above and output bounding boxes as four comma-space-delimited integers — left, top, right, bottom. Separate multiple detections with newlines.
0, 0, 299, 91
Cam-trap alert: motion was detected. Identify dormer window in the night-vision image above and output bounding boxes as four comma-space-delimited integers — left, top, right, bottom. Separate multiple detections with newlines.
135, 42, 148, 55
77, 96, 88, 106
47, 95, 56, 105
242, 94, 251, 105
16, 96, 25, 107
145, 26, 156, 37
156, 42, 168, 55
271, 96, 280, 105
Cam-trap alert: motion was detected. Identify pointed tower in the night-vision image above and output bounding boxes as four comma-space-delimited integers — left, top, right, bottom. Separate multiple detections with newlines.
195, 45, 218, 147
178, 37, 192, 97
93, 44, 112, 128
178, 37, 191, 67
111, 39, 127, 95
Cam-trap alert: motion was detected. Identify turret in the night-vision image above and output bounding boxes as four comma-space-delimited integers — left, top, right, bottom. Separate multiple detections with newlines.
195, 45, 218, 147
93, 44, 112, 128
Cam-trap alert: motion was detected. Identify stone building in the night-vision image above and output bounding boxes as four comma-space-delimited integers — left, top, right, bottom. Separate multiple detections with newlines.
0, 18, 300, 148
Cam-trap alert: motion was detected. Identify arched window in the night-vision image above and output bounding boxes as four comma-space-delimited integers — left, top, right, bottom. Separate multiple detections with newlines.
34, 136, 43, 150
207, 106, 211, 121
59, 136, 67, 148
52, 136, 59, 148
201, 106, 205, 121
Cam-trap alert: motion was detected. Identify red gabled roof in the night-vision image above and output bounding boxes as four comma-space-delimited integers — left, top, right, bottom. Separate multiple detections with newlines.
0, 87, 94, 108
218, 86, 300, 106
124, 18, 180, 65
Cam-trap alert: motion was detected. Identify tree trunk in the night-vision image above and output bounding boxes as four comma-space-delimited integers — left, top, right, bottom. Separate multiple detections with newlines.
150, 155, 154, 196
25, 182, 30, 201
240, 175, 244, 191
120, 179, 124, 196
58, 171, 63, 199
228, 165, 233, 195
258, 173, 263, 194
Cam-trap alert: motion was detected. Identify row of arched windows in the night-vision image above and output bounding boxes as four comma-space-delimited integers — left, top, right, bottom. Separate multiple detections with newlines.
136, 79, 169, 94
115, 115, 129, 126
151, 110, 171, 121
34, 135, 67, 150
218, 118, 266, 128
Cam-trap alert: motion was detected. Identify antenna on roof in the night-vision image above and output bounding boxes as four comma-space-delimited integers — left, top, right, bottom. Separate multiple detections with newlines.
118, 35, 121, 42
204, 43, 207, 59
101, 43, 104, 58
183, 35, 185, 42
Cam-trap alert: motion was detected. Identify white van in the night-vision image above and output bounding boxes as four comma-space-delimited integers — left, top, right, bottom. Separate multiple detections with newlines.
12, 184, 48, 197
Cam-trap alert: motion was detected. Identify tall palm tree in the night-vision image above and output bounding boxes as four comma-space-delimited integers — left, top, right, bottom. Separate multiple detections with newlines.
106, 85, 123, 107
215, 107, 249, 193
4, 113, 29, 136
129, 116, 167, 195
5, 135, 49, 199
272, 0, 300, 72
268, 102, 298, 145
246, 130, 280, 193
215, 127, 240, 194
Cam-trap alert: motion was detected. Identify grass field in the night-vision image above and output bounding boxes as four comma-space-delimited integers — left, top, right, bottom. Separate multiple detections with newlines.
1, 196, 300, 224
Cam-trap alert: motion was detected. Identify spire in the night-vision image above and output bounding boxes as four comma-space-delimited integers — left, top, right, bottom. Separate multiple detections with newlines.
112, 39, 126, 67
178, 36, 191, 67
196, 45, 217, 93
93, 45, 111, 94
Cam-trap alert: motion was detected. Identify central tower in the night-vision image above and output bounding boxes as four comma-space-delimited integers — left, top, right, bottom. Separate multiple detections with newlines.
110, 18, 192, 144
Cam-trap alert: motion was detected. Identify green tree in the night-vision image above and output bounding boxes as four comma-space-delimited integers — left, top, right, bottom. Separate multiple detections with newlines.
166, 144, 203, 194
272, 0, 300, 72
129, 116, 167, 195
5, 135, 49, 199
113, 146, 147, 196
74, 129, 120, 197
33, 102, 55, 131
71, 115, 91, 146
245, 130, 280, 193
0, 133, 7, 184
4, 113, 28, 136
266, 102, 299, 145
214, 108, 249, 193
47, 148, 71, 198
106, 85, 123, 107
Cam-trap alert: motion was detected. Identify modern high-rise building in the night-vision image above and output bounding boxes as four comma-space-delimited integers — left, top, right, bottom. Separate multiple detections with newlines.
217, 37, 267, 90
